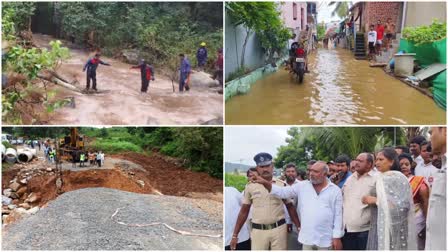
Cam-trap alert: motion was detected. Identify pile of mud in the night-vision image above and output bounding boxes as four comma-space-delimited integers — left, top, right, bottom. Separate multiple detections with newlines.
115, 152, 223, 198
2, 152, 222, 226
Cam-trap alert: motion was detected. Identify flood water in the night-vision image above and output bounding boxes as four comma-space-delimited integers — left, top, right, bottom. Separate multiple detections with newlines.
225, 47, 446, 125
31, 34, 223, 125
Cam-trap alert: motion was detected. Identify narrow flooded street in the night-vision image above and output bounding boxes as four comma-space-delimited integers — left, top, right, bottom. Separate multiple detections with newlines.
225, 47, 446, 125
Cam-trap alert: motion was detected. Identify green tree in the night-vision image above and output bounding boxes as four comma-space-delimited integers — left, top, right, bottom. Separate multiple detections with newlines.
226, 2, 289, 68
317, 22, 326, 40
276, 127, 407, 166
329, 2, 351, 19
3, 40, 70, 124
2, 2, 36, 31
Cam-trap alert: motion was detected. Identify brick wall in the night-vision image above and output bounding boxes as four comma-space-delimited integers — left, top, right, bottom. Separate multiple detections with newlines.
363, 2, 403, 33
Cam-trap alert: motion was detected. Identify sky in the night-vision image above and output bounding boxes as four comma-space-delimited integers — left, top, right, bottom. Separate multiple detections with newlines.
225, 126, 290, 166
317, 1, 358, 23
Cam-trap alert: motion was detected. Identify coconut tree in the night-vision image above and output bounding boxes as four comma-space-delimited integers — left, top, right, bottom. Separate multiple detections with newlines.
328, 1, 352, 19
298, 127, 406, 159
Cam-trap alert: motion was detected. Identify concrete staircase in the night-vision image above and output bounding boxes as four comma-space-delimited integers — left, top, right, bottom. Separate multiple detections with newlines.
354, 33, 367, 60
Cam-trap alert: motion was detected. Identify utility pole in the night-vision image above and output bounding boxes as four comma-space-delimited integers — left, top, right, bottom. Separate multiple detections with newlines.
55, 138, 63, 194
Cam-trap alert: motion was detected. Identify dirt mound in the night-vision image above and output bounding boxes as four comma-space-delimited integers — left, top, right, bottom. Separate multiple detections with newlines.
2, 169, 20, 190
116, 152, 222, 197
23, 169, 154, 208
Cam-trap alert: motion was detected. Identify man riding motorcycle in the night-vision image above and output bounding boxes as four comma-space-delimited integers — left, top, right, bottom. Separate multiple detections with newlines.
290, 42, 308, 73
289, 41, 300, 71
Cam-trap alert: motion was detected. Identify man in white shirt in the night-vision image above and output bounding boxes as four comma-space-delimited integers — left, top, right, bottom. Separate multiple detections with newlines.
225, 186, 251, 250
252, 161, 343, 250
410, 135, 426, 167
426, 127, 446, 250
414, 141, 439, 187
288, 33, 297, 51
367, 25, 377, 61
341, 153, 376, 250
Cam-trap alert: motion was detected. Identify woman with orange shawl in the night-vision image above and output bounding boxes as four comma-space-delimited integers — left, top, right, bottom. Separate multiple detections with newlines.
398, 153, 430, 250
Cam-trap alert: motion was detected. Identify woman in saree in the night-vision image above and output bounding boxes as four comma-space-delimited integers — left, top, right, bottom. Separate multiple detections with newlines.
362, 147, 417, 250
398, 153, 430, 250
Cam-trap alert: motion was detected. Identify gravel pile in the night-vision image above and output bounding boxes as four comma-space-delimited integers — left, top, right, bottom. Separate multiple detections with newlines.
2, 187, 222, 250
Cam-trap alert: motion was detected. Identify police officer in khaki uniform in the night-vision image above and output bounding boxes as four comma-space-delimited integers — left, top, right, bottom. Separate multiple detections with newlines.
230, 152, 301, 250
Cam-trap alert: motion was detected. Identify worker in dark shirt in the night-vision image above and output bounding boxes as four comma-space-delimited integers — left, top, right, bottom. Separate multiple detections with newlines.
130, 59, 155, 94
82, 53, 111, 91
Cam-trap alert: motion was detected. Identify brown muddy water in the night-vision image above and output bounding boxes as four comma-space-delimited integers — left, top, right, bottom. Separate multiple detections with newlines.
225, 47, 446, 125
31, 34, 223, 125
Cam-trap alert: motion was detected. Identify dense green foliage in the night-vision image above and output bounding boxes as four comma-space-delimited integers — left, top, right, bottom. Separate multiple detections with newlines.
45, 2, 222, 72
317, 23, 326, 41
2, 7, 16, 41
1, 2, 36, 32
2, 127, 70, 139
6, 41, 69, 79
403, 19, 447, 45
2, 40, 71, 124
226, 2, 291, 67
275, 127, 408, 169
2, 141, 14, 149
225, 173, 247, 192
90, 140, 143, 153
329, 1, 350, 19
89, 127, 223, 178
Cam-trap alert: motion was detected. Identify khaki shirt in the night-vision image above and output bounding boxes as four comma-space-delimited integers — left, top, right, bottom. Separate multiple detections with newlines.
342, 170, 377, 232
242, 178, 290, 224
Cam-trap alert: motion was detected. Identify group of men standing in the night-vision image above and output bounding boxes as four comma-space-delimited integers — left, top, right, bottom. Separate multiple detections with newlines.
82, 42, 223, 94
367, 18, 396, 60
225, 127, 446, 251
74, 150, 104, 168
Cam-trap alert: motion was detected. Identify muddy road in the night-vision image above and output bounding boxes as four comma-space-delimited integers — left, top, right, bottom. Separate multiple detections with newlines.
33, 34, 223, 125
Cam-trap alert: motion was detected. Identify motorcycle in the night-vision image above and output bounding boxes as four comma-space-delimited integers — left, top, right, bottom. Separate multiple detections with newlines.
293, 57, 305, 83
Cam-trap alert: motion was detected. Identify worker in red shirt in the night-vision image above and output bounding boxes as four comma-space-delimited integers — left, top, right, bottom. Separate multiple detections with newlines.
212, 48, 223, 86
130, 59, 155, 95
376, 20, 385, 56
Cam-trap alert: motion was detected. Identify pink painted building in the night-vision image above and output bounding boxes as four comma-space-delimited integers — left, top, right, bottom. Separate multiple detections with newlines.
279, 1, 308, 36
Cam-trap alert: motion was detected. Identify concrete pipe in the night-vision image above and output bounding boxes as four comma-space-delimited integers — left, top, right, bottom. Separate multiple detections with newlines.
17, 150, 33, 163
1, 144, 5, 160
23, 148, 37, 157
5, 148, 17, 164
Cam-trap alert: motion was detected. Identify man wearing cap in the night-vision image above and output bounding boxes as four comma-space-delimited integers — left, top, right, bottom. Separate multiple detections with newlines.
82, 53, 111, 91
230, 152, 301, 250
196, 42, 208, 71
130, 59, 155, 95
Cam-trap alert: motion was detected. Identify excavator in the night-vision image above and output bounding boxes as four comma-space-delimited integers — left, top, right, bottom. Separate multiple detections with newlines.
58, 128, 86, 162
